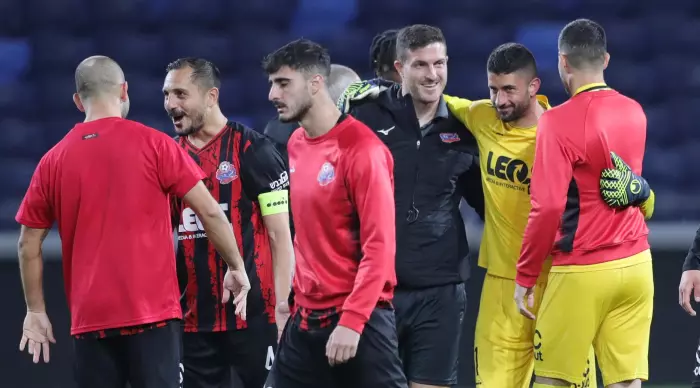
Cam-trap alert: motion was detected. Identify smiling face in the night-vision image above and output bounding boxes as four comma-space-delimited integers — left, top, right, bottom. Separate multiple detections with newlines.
488, 71, 536, 123
162, 67, 208, 136
396, 42, 447, 105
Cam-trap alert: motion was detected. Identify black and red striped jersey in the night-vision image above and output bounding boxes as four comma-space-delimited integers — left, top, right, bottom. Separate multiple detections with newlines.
172, 122, 289, 332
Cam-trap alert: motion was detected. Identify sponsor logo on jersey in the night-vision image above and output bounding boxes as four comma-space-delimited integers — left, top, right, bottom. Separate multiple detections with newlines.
269, 171, 289, 191
317, 162, 335, 186
439, 132, 460, 143
178, 203, 231, 239
216, 161, 237, 184
485, 151, 531, 194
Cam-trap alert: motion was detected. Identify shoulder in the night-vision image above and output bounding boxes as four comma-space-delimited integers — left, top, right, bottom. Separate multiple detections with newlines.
340, 117, 389, 154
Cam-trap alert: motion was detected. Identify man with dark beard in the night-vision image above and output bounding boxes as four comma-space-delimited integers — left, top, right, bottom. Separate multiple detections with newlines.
162, 57, 294, 388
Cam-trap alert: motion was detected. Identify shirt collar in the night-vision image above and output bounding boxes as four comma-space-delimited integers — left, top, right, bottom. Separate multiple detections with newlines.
573, 82, 609, 96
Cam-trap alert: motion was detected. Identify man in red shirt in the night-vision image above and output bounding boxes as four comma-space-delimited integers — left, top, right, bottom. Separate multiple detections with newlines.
261, 39, 407, 388
163, 57, 294, 388
514, 20, 653, 388
15, 55, 251, 388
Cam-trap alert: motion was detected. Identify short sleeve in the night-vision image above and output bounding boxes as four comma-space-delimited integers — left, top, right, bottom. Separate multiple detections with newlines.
240, 136, 289, 199
157, 136, 205, 198
15, 158, 54, 228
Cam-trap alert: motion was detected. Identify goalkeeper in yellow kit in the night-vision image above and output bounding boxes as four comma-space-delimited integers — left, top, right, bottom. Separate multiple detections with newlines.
339, 41, 655, 388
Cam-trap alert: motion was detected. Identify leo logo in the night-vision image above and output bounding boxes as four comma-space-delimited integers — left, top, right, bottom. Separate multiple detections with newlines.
486, 151, 531, 193
178, 203, 229, 234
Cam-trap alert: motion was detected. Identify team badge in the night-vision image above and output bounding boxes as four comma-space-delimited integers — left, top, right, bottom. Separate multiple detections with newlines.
216, 161, 237, 184
440, 133, 460, 143
317, 162, 336, 186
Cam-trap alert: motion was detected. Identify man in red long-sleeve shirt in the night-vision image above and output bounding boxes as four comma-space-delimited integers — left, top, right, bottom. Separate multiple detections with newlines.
261, 39, 407, 388
514, 19, 653, 388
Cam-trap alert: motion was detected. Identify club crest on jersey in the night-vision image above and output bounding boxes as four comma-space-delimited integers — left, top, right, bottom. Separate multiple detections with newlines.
216, 161, 237, 184
440, 133, 460, 143
317, 162, 336, 186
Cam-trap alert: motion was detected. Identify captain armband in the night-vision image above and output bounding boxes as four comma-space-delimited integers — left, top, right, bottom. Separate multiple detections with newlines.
259, 190, 289, 216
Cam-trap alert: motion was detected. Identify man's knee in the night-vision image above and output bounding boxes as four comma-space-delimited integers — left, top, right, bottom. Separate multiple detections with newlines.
606, 379, 642, 388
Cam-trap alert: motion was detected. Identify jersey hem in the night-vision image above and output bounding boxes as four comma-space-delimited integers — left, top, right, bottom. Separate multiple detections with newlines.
550, 238, 649, 268
70, 308, 181, 336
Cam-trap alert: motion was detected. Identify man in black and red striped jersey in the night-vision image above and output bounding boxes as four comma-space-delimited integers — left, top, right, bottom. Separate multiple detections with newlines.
163, 57, 294, 388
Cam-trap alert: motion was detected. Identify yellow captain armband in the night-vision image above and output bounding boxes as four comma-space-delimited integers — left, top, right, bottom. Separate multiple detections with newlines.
259, 190, 289, 216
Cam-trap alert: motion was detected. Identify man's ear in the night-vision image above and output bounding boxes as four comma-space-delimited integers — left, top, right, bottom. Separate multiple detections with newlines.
73, 93, 85, 112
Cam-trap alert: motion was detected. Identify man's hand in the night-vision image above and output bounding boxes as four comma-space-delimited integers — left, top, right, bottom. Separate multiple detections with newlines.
325, 325, 360, 366
679, 270, 700, 316
19, 311, 56, 364
275, 301, 290, 342
514, 284, 536, 320
222, 268, 251, 321
336, 79, 393, 113
600, 152, 655, 219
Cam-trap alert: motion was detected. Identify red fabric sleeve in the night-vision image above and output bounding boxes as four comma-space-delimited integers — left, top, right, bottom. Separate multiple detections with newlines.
157, 136, 206, 198
15, 157, 54, 229
338, 144, 396, 334
516, 112, 578, 288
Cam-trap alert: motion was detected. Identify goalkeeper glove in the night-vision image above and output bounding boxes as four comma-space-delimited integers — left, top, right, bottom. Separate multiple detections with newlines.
600, 152, 655, 220
336, 78, 393, 113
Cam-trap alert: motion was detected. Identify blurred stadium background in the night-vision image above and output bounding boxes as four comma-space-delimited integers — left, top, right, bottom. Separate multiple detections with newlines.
0, 0, 697, 387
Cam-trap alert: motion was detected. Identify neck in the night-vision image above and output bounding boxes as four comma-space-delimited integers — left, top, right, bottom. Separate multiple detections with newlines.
83, 99, 122, 122
300, 96, 342, 138
512, 96, 546, 128
187, 106, 228, 148
402, 87, 439, 126
568, 71, 606, 96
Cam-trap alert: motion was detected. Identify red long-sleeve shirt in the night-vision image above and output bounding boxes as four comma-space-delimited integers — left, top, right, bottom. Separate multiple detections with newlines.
516, 85, 650, 288
287, 115, 396, 334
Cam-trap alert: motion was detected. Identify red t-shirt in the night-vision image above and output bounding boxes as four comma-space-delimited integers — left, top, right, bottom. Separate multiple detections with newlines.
287, 115, 397, 334
15, 117, 205, 335
517, 86, 650, 288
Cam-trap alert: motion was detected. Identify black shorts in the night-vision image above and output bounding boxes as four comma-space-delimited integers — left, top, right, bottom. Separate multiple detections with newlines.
394, 282, 467, 386
265, 306, 407, 388
183, 315, 278, 388
73, 320, 182, 388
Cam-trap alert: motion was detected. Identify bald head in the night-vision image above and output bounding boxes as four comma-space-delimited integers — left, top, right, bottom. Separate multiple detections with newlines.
75, 56, 125, 99
328, 64, 360, 103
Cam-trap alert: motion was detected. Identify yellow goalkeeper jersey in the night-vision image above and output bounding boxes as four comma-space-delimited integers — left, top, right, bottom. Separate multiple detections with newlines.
444, 95, 551, 280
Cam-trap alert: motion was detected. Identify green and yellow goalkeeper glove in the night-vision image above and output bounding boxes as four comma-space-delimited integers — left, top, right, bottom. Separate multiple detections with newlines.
336, 79, 393, 113
600, 152, 655, 220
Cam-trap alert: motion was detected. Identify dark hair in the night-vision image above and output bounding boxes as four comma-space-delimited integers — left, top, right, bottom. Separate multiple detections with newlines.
487, 43, 537, 78
262, 39, 331, 78
165, 57, 221, 89
558, 18, 607, 69
369, 29, 398, 76
396, 24, 446, 61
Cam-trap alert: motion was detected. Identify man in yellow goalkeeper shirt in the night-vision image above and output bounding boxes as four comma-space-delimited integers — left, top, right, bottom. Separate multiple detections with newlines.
339, 41, 655, 388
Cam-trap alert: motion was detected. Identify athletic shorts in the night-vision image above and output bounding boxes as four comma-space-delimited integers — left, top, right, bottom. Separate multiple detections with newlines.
394, 282, 467, 386
264, 306, 407, 388
534, 250, 653, 386
73, 319, 182, 388
474, 274, 597, 388
182, 315, 277, 388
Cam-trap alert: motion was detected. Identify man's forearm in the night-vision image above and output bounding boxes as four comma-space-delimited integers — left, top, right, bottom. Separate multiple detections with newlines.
18, 233, 47, 312
199, 211, 245, 271
269, 228, 294, 306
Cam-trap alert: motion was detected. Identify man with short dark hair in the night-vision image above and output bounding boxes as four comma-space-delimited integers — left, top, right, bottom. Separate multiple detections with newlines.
341, 24, 484, 388
16, 55, 250, 388
163, 57, 294, 388
515, 19, 653, 388
262, 39, 407, 388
